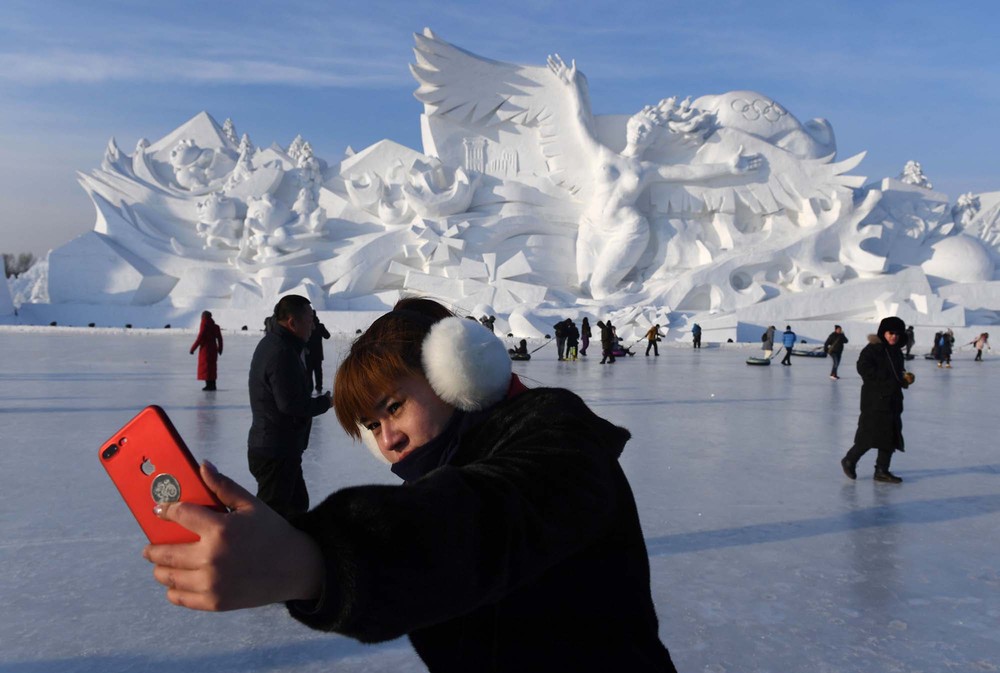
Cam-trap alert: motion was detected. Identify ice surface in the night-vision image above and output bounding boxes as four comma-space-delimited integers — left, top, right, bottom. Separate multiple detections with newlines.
1, 329, 998, 672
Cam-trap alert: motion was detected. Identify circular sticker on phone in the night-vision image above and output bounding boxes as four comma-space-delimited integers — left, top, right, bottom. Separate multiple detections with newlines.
151, 474, 181, 503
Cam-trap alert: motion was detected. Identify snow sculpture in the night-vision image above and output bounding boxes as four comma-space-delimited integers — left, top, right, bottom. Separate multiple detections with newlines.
14, 29, 999, 334
411, 30, 868, 305
899, 160, 933, 189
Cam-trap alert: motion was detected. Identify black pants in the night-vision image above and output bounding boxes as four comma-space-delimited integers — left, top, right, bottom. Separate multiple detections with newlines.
307, 361, 323, 392
975, 349, 983, 361
248, 449, 309, 520
693, 335, 701, 348
556, 337, 567, 360
844, 444, 893, 473
781, 347, 792, 365
600, 347, 616, 364
646, 340, 659, 356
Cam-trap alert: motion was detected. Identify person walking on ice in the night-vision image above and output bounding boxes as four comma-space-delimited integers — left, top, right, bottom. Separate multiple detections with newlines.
190, 310, 223, 391
823, 324, 848, 380
762, 325, 776, 359
936, 329, 954, 368
840, 316, 914, 484
780, 325, 796, 365
645, 324, 665, 356
971, 332, 990, 362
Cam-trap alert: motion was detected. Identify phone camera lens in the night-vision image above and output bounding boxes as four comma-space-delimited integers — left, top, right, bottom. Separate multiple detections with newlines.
102, 444, 120, 460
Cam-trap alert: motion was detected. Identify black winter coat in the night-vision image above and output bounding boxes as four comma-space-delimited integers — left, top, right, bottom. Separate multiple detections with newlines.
853, 335, 909, 451
306, 319, 331, 366
823, 331, 848, 354
247, 325, 330, 457
287, 387, 676, 673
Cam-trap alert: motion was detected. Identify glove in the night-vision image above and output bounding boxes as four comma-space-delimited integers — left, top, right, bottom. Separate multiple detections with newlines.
903, 371, 915, 386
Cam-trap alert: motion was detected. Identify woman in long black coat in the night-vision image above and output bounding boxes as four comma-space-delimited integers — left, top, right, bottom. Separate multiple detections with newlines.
841, 316, 914, 483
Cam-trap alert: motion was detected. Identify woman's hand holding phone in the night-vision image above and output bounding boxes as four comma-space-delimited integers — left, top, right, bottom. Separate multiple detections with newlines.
142, 461, 325, 612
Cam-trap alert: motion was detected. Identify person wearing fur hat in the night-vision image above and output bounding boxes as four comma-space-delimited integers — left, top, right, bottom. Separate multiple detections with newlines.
143, 297, 677, 672
841, 316, 914, 484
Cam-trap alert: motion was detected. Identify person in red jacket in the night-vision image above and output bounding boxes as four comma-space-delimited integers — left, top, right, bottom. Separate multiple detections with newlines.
190, 310, 223, 391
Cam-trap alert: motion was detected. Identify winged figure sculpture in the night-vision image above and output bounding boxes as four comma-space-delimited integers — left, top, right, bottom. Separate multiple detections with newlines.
411, 28, 865, 300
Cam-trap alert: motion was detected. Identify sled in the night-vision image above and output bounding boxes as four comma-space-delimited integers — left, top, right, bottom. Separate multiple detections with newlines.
791, 347, 827, 358
747, 346, 782, 366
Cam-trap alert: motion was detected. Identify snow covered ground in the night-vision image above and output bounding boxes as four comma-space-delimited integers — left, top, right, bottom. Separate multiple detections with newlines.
1, 328, 998, 673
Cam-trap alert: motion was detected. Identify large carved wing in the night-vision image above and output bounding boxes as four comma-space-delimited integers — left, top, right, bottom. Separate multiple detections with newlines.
410, 28, 595, 195
649, 130, 867, 216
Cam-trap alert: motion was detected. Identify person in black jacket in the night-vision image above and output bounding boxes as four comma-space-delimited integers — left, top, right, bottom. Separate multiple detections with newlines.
598, 318, 616, 364
143, 298, 676, 673
247, 295, 332, 519
305, 310, 331, 393
840, 316, 914, 484
553, 318, 570, 360
823, 324, 849, 380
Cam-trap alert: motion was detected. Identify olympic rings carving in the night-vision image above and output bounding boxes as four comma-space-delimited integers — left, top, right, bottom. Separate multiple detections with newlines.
730, 98, 787, 123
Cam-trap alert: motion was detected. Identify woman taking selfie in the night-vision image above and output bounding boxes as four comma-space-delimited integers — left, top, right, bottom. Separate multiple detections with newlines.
144, 297, 676, 672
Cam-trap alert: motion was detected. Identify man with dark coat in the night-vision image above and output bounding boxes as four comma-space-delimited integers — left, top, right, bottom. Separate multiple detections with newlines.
553, 318, 570, 360
305, 310, 331, 393
823, 324, 849, 380
248, 295, 332, 519
190, 310, 223, 390
936, 329, 954, 368
598, 319, 616, 364
841, 316, 913, 484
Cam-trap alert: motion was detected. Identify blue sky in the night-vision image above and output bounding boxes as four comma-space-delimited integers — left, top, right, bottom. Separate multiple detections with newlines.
3, 0, 999, 256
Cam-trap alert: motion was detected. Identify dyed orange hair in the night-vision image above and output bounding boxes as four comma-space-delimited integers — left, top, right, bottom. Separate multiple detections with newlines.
333, 298, 453, 438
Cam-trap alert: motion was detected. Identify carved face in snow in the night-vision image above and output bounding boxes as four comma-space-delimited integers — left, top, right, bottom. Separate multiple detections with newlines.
170, 139, 205, 168
625, 114, 657, 152
245, 195, 288, 233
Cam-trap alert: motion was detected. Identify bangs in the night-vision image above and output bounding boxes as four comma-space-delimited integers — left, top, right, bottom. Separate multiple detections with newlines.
333, 297, 455, 438
334, 344, 421, 439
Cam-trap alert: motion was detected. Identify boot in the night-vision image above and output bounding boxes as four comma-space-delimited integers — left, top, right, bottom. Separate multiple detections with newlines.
840, 457, 856, 480
874, 470, 903, 483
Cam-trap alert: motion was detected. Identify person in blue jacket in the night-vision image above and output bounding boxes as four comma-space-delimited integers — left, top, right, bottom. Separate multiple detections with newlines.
780, 325, 797, 365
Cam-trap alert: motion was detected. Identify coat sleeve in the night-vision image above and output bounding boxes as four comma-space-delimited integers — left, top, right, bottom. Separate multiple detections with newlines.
216, 326, 224, 355
856, 345, 878, 381
287, 400, 623, 642
190, 325, 205, 354
269, 351, 329, 418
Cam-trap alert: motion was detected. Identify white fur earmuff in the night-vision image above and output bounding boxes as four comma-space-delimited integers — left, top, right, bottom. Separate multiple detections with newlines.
422, 316, 512, 411
357, 315, 512, 464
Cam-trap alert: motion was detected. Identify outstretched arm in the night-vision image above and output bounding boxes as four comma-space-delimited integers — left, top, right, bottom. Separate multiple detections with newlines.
652, 144, 764, 184
546, 53, 603, 158
143, 461, 324, 611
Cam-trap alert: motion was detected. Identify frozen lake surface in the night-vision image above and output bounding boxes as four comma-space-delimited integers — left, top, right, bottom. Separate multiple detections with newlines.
1, 328, 998, 673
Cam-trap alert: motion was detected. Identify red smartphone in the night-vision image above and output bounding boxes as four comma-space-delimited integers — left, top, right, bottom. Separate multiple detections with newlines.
99, 405, 225, 544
